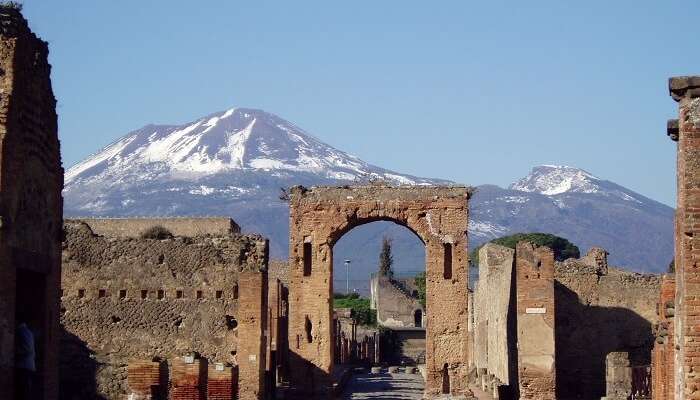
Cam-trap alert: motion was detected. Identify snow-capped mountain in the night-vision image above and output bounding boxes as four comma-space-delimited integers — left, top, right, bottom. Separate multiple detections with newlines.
64, 107, 674, 274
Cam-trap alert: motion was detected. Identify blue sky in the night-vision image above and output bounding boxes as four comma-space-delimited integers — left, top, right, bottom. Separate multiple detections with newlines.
23, 1, 699, 206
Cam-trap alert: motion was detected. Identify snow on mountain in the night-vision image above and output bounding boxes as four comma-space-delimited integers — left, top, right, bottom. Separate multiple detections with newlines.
63, 107, 674, 273
65, 107, 436, 189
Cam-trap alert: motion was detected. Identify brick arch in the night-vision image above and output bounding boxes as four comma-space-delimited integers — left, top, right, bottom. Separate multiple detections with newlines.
287, 184, 473, 398
328, 216, 427, 247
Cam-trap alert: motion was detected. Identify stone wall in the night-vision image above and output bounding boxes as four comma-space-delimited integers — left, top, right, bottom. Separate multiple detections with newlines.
515, 242, 556, 400
370, 274, 424, 328
668, 75, 700, 399
75, 217, 239, 238
60, 219, 268, 400
288, 184, 472, 398
0, 6, 63, 400
472, 243, 516, 393
555, 250, 660, 399
652, 274, 675, 400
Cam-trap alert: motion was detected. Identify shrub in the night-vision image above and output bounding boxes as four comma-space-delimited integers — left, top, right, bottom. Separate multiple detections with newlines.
333, 293, 377, 327
140, 225, 174, 240
470, 232, 580, 266
0, 2, 22, 11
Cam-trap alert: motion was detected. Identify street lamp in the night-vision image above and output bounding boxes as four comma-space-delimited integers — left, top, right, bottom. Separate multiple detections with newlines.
344, 259, 351, 294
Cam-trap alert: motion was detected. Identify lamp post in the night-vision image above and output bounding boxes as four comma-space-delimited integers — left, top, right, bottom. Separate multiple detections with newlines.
344, 259, 351, 294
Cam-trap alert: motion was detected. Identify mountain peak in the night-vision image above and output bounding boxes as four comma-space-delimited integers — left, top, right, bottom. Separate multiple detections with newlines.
509, 165, 601, 195
64, 107, 444, 189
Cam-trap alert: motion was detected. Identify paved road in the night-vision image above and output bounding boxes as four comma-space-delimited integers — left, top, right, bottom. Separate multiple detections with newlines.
339, 371, 425, 400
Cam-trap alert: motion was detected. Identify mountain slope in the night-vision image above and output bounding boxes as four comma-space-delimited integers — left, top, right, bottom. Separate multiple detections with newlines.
64, 108, 674, 274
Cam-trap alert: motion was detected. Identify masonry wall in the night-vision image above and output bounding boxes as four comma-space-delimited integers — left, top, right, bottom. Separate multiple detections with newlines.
372, 274, 424, 328
472, 243, 516, 392
288, 185, 472, 398
60, 219, 268, 400
79, 217, 239, 238
554, 251, 660, 399
652, 274, 675, 400
515, 242, 556, 400
0, 7, 63, 400
668, 76, 700, 399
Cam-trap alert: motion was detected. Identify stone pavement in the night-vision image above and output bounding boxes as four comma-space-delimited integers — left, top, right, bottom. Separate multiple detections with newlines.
339, 370, 425, 399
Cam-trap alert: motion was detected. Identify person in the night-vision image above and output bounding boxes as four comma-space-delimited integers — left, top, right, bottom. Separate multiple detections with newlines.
15, 313, 36, 400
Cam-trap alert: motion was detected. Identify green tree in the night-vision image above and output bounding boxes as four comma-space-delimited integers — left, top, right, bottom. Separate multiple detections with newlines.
414, 272, 426, 309
470, 232, 580, 266
378, 236, 394, 277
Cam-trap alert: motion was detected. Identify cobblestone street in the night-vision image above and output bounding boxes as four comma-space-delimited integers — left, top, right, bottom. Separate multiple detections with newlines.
339, 371, 425, 400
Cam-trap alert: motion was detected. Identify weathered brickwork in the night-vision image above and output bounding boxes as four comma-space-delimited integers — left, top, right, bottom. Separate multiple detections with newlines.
0, 6, 63, 400
288, 184, 472, 398
60, 218, 268, 400
652, 274, 675, 400
370, 274, 424, 328
472, 243, 516, 396
668, 76, 700, 399
515, 242, 556, 400
555, 250, 660, 399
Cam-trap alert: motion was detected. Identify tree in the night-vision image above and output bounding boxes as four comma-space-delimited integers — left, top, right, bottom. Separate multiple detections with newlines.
378, 236, 394, 277
470, 232, 580, 266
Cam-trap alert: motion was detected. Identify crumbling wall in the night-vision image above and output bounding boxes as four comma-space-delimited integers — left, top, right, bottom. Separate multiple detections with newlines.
288, 184, 472, 398
472, 243, 515, 391
78, 217, 239, 238
0, 6, 63, 400
652, 274, 675, 400
668, 75, 700, 399
373, 275, 424, 328
555, 249, 660, 399
60, 219, 268, 400
516, 241, 556, 400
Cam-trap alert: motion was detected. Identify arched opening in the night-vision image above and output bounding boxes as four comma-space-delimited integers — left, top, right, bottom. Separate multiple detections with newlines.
332, 219, 427, 374
414, 309, 423, 328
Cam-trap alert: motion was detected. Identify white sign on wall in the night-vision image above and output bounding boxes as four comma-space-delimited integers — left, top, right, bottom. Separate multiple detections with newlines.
525, 307, 546, 314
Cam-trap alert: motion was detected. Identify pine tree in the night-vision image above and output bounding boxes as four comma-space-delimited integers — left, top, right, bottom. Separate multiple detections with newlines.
378, 236, 393, 277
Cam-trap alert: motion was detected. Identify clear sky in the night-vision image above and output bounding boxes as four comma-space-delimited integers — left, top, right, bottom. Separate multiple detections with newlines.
22, 1, 700, 206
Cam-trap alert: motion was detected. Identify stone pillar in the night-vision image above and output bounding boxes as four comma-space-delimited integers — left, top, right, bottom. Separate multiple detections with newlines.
602, 352, 632, 400
652, 273, 675, 400
238, 270, 268, 400
515, 242, 556, 400
669, 76, 700, 399
0, 6, 63, 400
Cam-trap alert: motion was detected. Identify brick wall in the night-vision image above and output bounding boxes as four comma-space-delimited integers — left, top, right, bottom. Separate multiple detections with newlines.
70, 217, 239, 238
60, 219, 269, 399
0, 6, 63, 400
287, 185, 472, 398
668, 76, 700, 399
652, 274, 675, 400
515, 241, 556, 399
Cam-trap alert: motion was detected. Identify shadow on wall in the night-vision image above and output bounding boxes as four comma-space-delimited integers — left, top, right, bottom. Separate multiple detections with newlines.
554, 282, 654, 399
286, 350, 333, 399
59, 328, 104, 400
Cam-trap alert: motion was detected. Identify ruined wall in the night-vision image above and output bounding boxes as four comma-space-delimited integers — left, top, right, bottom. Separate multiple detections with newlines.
288, 184, 472, 398
0, 6, 63, 400
79, 217, 239, 238
60, 219, 268, 400
668, 75, 700, 399
555, 250, 660, 399
372, 274, 424, 328
515, 241, 556, 400
472, 243, 516, 391
652, 274, 675, 400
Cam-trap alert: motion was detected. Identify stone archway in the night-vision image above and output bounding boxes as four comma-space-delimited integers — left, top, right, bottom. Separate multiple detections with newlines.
287, 184, 472, 398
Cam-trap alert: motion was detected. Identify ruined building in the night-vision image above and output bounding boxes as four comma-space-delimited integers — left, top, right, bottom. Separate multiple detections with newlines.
471, 244, 659, 399
0, 6, 64, 400
59, 218, 281, 400
287, 184, 472, 398
652, 76, 700, 399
